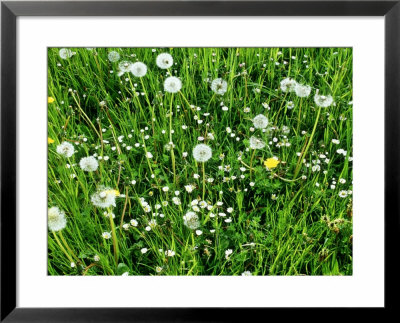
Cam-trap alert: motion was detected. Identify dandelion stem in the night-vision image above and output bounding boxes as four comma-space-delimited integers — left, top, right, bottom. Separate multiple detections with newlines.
293, 106, 321, 179
169, 94, 177, 185
58, 230, 79, 262
52, 231, 74, 264
140, 78, 156, 137
71, 93, 101, 139
108, 208, 119, 264
296, 98, 303, 133
202, 162, 206, 200
249, 149, 256, 180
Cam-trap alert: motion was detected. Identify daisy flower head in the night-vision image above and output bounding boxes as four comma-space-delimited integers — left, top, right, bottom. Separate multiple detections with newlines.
249, 136, 266, 150
193, 144, 212, 162
156, 53, 173, 69
48, 206, 67, 232
130, 62, 147, 77
294, 83, 312, 98
79, 156, 99, 172
56, 141, 75, 158
280, 77, 297, 92
59, 48, 75, 60
253, 114, 269, 129
164, 76, 182, 93
314, 91, 334, 108
102, 232, 112, 239
183, 211, 200, 230
211, 78, 228, 95
338, 190, 348, 198
91, 186, 117, 208
241, 271, 252, 276
108, 51, 120, 62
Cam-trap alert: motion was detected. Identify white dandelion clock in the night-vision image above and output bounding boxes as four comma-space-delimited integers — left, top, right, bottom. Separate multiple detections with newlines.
79, 156, 99, 172
164, 76, 182, 93
56, 141, 75, 158
294, 83, 312, 97
280, 77, 297, 92
48, 206, 67, 232
108, 51, 120, 62
252, 114, 269, 129
193, 144, 212, 162
183, 211, 200, 230
211, 78, 228, 95
130, 62, 147, 77
314, 91, 334, 107
59, 48, 75, 60
91, 186, 117, 208
118, 61, 132, 76
156, 53, 173, 69
249, 136, 266, 150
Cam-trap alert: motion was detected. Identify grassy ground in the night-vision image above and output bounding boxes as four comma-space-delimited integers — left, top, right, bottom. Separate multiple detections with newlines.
47, 47, 353, 276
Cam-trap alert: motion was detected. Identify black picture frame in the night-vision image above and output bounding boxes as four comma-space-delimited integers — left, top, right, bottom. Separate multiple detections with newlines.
1, 0, 399, 321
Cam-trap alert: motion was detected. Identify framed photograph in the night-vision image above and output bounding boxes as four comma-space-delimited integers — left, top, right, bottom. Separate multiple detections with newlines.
1, 0, 398, 321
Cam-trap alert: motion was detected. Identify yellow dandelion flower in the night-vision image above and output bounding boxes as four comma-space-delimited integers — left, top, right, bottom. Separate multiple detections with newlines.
264, 158, 280, 169
48, 97, 55, 103
48, 137, 55, 144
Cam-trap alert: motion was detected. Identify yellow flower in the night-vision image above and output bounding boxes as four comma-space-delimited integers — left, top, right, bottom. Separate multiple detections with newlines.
48, 137, 55, 144
105, 189, 120, 196
264, 158, 280, 169
48, 97, 55, 103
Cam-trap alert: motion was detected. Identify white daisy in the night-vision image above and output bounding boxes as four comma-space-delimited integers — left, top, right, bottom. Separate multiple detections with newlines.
249, 136, 266, 150
241, 271, 252, 276
253, 114, 269, 129
91, 186, 117, 208
102, 232, 112, 239
130, 62, 147, 77
56, 141, 75, 158
211, 78, 228, 95
48, 206, 67, 231
164, 76, 182, 93
156, 53, 173, 69
79, 156, 99, 172
339, 190, 348, 198
193, 144, 212, 162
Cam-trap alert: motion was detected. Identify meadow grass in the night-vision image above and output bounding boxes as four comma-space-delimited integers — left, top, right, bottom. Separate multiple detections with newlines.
47, 47, 353, 276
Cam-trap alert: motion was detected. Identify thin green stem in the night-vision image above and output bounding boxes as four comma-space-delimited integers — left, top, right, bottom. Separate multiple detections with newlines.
249, 149, 256, 180
293, 106, 322, 180
52, 231, 74, 264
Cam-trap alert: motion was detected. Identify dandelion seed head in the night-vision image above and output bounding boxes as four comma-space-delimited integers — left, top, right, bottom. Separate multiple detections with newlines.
156, 53, 173, 69
79, 156, 99, 172
48, 206, 67, 231
249, 136, 266, 150
164, 76, 182, 93
91, 186, 117, 208
59, 48, 74, 60
314, 92, 334, 107
130, 62, 147, 77
108, 51, 120, 62
295, 83, 312, 97
193, 144, 212, 162
56, 141, 75, 158
211, 78, 228, 95
183, 211, 200, 230
252, 114, 269, 129
280, 77, 297, 92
